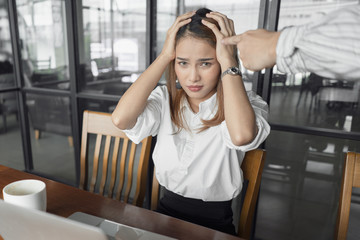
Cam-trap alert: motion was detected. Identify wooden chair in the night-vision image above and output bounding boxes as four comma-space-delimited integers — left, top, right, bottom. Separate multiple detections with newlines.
335, 152, 360, 240
151, 149, 266, 240
79, 110, 152, 207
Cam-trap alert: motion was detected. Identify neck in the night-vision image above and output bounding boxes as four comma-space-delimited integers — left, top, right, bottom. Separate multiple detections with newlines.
187, 96, 200, 113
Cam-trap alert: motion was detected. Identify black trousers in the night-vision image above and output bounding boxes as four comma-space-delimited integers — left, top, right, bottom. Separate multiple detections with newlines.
156, 188, 236, 236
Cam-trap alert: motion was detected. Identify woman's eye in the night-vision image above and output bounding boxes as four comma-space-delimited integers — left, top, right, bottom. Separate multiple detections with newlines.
178, 61, 187, 66
201, 62, 211, 67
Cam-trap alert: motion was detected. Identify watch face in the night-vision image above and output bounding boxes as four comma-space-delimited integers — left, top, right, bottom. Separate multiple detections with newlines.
230, 67, 238, 74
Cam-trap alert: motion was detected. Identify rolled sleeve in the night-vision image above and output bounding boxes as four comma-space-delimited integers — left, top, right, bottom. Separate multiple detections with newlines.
122, 86, 165, 144
276, 5, 360, 80
221, 91, 270, 151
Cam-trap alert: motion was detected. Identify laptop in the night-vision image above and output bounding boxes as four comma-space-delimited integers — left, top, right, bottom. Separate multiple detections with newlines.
68, 212, 176, 240
0, 200, 176, 240
0, 200, 108, 240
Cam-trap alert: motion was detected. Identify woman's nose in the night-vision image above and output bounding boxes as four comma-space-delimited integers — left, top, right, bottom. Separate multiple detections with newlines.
189, 67, 200, 82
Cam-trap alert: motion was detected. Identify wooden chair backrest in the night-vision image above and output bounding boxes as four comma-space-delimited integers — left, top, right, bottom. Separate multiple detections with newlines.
335, 152, 360, 240
151, 149, 266, 240
79, 110, 152, 207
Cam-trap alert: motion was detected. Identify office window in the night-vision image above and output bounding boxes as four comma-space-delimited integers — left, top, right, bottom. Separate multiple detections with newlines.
78, 0, 146, 95
0, 1, 24, 170
16, 0, 70, 90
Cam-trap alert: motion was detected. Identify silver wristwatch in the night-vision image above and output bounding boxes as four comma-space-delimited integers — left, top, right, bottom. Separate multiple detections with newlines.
221, 66, 242, 79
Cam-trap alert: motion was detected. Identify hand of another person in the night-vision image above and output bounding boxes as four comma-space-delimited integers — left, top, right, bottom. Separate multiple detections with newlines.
160, 11, 195, 62
201, 12, 238, 69
222, 29, 281, 71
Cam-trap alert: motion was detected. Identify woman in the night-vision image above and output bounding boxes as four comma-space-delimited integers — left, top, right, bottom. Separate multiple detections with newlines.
112, 8, 270, 235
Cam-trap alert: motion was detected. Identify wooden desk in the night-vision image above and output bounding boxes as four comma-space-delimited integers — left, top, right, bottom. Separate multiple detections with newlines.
0, 165, 242, 240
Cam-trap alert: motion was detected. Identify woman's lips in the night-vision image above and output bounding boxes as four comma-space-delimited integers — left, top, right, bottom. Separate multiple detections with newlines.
187, 85, 203, 92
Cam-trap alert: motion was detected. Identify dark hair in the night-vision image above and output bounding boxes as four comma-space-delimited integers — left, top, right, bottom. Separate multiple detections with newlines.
176, 8, 218, 47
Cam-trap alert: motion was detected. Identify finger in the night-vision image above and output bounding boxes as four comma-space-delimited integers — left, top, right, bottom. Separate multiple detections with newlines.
177, 10, 196, 21
201, 19, 223, 39
229, 19, 235, 34
205, 13, 229, 35
221, 35, 243, 45
172, 11, 195, 27
169, 13, 193, 33
207, 12, 232, 35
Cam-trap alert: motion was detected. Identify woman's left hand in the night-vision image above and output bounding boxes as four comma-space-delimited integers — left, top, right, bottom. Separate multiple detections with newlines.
202, 12, 237, 69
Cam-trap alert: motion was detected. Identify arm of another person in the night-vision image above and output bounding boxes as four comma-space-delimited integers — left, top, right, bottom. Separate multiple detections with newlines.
203, 12, 257, 146
112, 12, 194, 130
222, 5, 360, 80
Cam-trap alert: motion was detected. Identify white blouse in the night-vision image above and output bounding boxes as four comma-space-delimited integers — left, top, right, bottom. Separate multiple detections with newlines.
122, 85, 270, 201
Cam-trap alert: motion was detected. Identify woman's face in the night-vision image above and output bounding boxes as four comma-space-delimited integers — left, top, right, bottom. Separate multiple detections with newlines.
175, 36, 220, 112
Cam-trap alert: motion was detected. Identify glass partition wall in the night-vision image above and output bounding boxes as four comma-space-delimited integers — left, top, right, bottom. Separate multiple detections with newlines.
78, 0, 146, 99
14, 0, 76, 182
1, 0, 360, 239
263, 1, 360, 240
0, 0, 24, 170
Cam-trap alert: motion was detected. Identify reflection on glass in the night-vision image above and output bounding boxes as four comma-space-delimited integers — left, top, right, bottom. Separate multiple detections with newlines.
0, 1, 15, 89
259, 130, 359, 240
26, 93, 75, 183
0, 92, 24, 171
0, 2, 23, 170
79, 98, 118, 114
269, 0, 360, 133
78, 0, 146, 94
16, 0, 70, 89
26, 93, 72, 139
156, 0, 261, 90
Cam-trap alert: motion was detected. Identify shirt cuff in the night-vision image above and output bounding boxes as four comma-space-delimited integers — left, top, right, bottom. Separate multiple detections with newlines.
276, 25, 306, 74
121, 114, 146, 144
221, 116, 270, 152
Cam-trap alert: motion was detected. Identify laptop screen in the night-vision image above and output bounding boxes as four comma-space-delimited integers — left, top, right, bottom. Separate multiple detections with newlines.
0, 200, 108, 240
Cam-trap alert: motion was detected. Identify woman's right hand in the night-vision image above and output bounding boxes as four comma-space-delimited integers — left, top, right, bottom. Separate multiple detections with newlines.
160, 11, 195, 61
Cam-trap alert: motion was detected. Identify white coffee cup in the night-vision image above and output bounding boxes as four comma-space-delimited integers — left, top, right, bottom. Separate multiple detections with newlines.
2, 179, 47, 211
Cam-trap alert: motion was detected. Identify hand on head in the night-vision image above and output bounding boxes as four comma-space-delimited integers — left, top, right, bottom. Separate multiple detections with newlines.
160, 11, 195, 62
201, 12, 238, 68
222, 29, 281, 71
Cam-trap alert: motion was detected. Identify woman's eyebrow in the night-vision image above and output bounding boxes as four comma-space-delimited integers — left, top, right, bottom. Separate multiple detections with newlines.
198, 58, 215, 61
176, 57, 188, 61
176, 57, 215, 61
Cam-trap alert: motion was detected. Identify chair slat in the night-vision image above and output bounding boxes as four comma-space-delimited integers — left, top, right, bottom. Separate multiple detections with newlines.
79, 111, 89, 190
151, 168, 159, 210
99, 135, 111, 195
116, 138, 129, 200
90, 134, 102, 192
354, 154, 360, 187
108, 137, 120, 198
133, 138, 151, 206
124, 143, 136, 203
